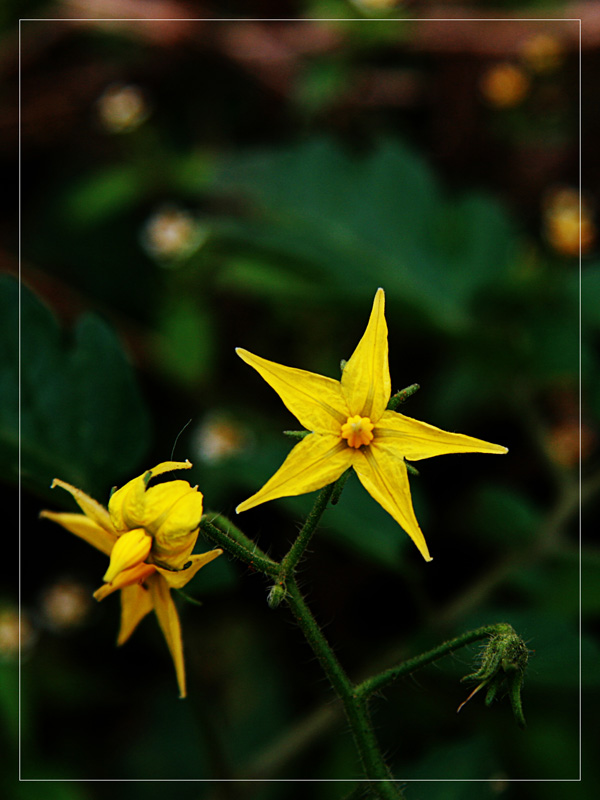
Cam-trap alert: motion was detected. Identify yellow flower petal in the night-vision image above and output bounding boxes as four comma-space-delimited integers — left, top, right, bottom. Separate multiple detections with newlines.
152, 490, 204, 569
93, 562, 157, 601
147, 573, 186, 698
108, 461, 192, 531
103, 528, 153, 583
154, 549, 223, 589
49, 478, 115, 533
235, 348, 349, 434
117, 583, 154, 645
236, 434, 353, 513
353, 443, 432, 562
375, 411, 509, 461
39, 510, 117, 556
341, 288, 391, 423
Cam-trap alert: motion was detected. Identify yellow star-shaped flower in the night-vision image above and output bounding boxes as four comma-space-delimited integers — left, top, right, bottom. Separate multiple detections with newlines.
236, 289, 508, 561
40, 461, 222, 697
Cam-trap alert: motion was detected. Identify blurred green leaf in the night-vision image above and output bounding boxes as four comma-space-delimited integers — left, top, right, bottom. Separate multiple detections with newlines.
0, 660, 18, 744
156, 296, 214, 386
0, 277, 150, 496
467, 485, 541, 548
580, 262, 600, 330
61, 165, 146, 227
212, 138, 517, 330
398, 734, 499, 785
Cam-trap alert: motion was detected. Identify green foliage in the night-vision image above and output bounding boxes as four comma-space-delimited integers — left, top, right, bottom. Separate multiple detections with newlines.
212, 138, 516, 330
0, 277, 150, 497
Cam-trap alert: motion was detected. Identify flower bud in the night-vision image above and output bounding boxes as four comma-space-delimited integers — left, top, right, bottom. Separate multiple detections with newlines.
267, 583, 286, 609
459, 623, 529, 728
103, 529, 152, 584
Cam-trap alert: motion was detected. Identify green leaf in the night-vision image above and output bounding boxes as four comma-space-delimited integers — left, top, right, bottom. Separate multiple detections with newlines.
0, 276, 151, 497
579, 262, 600, 330
60, 165, 145, 227
467, 485, 541, 548
155, 296, 214, 386
212, 138, 517, 331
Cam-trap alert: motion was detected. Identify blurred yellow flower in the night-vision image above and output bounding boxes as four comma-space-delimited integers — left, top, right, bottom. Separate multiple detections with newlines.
41, 461, 222, 697
0, 605, 35, 661
141, 205, 208, 262
521, 33, 565, 74
41, 579, 92, 631
236, 290, 507, 561
96, 83, 150, 133
480, 63, 530, 108
543, 187, 596, 257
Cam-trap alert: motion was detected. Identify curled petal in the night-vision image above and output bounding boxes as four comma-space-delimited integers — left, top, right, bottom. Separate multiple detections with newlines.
375, 411, 509, 461
40, 510, 117, 556
236, 348, 349, 434
236, 434, 353, 513
103, 528, 152, 583
117, 583, 154, 645
49, 479, 115, 533
155, 549, 223, 589
108, 461, 193, 531
341, 288, 391, 423
147, 574, 186, 698
152, 490, 204, 569
94, 561, 157, 601
353, 443, 432, 562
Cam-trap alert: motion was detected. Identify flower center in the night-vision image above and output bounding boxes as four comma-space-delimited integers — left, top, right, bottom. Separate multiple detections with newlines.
340, 415, 374, 449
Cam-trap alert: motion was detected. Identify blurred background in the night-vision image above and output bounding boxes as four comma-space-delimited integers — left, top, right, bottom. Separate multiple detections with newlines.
2, 1, 599, 798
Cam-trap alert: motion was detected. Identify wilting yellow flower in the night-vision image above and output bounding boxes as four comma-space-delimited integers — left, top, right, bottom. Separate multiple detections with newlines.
40, 461, 222, 697
236, 290, 507, 561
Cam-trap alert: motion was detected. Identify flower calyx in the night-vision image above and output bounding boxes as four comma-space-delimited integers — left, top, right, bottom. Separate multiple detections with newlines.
458, 623, 529, 728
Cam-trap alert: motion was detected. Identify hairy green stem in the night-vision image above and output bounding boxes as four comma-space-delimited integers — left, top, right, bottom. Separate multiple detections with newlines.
387, 383, 420, 412
278, 482, 336, 578
199, 518, 279, 578
285, 579, 404, 800
356, 624, 511, 699
203, 512, 266, 553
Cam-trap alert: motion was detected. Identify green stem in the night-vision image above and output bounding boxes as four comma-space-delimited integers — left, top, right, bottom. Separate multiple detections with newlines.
278, 482, 336, 579
285, 579, 404, 800
199, 518, 280, 578
203, 512, 263, 554
356, 624, 510, 699
387, 384, 420, 412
